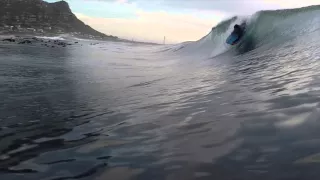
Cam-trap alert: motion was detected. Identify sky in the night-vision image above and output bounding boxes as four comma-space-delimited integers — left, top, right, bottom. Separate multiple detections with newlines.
45, 0, 319, 43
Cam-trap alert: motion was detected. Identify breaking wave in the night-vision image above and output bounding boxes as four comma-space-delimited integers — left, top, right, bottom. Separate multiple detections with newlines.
172, 5, 320, 58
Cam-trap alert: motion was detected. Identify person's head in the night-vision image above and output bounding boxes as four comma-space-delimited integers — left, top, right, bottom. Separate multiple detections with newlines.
234, 24, 240, 29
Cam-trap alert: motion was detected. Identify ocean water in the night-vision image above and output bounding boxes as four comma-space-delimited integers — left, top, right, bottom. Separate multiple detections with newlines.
1, 6, 320, 180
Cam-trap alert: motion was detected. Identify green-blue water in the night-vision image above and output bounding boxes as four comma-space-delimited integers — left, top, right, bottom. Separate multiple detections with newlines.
0, 5, 320, 180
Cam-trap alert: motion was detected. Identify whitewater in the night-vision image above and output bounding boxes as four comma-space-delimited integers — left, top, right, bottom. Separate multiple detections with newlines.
0, 5, 320, 180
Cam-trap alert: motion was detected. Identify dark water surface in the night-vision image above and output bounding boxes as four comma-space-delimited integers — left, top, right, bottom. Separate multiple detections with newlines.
1, 29, 320, 180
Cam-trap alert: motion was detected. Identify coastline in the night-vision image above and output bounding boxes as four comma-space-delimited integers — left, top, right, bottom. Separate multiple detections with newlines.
0, 31, 160, 46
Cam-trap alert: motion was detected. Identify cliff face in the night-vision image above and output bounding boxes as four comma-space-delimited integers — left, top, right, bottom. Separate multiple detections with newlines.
0, 0, 118, 39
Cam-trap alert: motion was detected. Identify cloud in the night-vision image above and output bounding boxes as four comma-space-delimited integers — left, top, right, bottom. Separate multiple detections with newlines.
75, 10, 223, 43
50, 0, 319, 43
116, 0, 127, 3
120, 0, 319, 15
48, 0, 319, 15
263, 0, 319, 9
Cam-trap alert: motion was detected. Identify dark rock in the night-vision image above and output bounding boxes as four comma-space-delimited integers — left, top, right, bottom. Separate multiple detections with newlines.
57, 42, 66, 46
2, 38, 15, 42
74, 42, 78, 44
18, 40, 32, 44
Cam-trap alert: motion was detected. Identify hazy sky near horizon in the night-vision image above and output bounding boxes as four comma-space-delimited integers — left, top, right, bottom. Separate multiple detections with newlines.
45, 0, 319, 43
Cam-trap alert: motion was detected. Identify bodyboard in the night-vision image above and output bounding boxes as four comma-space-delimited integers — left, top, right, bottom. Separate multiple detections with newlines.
226, 34, 239, 45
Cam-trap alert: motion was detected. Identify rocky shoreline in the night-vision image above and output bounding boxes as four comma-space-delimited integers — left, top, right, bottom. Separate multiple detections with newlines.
1, 35, 160, 48
1, 36, 80, 48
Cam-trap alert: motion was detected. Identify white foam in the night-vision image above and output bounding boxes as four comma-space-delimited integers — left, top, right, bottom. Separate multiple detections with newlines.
35, 36, 66, 41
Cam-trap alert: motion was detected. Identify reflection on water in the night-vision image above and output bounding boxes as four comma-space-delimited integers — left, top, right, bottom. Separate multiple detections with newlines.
0, 34, 320, 180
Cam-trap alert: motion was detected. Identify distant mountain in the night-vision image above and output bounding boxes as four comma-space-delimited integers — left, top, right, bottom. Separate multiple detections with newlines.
0, 0, 118, 40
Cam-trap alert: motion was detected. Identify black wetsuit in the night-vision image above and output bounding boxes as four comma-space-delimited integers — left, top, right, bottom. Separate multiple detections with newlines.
231, 26, 244, 44
233, 27, 243, 37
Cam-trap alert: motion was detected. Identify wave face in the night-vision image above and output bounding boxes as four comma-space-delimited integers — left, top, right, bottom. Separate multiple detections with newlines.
174, 5, 320, 58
